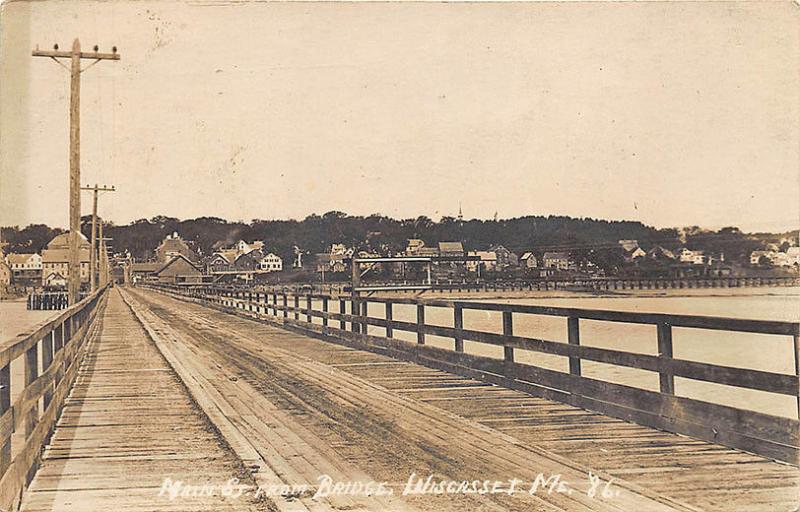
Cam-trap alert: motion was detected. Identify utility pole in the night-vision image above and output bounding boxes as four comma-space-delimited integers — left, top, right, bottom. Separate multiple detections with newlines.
98, 222, 111, 287
32, 39, 120, 305
80, 184, 115, 292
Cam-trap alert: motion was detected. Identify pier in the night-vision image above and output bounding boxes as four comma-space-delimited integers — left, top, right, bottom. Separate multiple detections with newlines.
1, 284, 797, 511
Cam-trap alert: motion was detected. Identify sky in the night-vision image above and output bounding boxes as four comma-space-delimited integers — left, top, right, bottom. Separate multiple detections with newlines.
1, 1, 798, 233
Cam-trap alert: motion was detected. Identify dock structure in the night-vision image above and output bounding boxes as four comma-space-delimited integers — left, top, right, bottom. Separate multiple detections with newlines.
2, 285, 798, 511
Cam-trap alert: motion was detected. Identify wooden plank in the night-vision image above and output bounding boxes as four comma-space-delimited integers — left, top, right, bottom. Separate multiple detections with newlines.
319, 326, 800, 464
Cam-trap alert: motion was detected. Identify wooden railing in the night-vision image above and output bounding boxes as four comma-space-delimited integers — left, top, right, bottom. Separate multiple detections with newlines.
195, 275, 800, 298
143, 283, 800, 465
0, 286, 108, 510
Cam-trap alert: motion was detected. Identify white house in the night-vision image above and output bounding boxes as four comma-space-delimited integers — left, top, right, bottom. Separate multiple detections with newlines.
258, 253, 283, 272
623, 247, 647, 262
771, 249, 800, 267
7, 253, 42, 271
678, 248, 708, 265
519, 252, 538, 268
543, 252, 571, 270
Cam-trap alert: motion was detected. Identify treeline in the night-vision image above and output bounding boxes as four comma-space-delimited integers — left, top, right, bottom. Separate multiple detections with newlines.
2, 213, 794, 267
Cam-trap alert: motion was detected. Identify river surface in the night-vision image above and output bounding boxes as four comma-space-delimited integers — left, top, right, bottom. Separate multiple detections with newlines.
339, 287, 800, 418
0, 300, 57, 341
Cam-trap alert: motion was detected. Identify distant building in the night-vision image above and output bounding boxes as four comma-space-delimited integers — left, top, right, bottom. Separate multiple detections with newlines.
646, 246, 676, 261
129, 261, 163, 283
233, 249, 264, 272
750, 250, 775, 266
618, 240, 640, 252
224, 240, 264, 256
155, 232, 198, 263
7, 253, 42, 282
153, 254, 203, 284
438, 242, 465, 258
0, 258, 10, 290
405, 239, 426, 255
773, 251, 800, 268
204, 253, 231, 273
236, 240, 252, 254
489, 245, 518, 269
259, 253, 283, 272
330, 243, 350, 256
519, 252, 538, 269
466, 251, 497, 272
787, 247, 800, 266
41, 232, 91, 288
417, 246, 439, 257
543, 252, 571, 270
623, 247, 646, 262
678, 248, 707, 265
316, 253, 347, 273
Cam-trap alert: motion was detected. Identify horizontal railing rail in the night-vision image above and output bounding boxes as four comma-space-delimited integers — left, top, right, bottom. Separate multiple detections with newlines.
142, 282, 800, 465
0, 285, 109, 510
182, 275, 800, 297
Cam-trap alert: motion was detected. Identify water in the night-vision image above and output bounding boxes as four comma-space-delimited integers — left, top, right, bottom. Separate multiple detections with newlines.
335, 287, 800, 419
0, 300, 58, 342
0, 300, 59, 416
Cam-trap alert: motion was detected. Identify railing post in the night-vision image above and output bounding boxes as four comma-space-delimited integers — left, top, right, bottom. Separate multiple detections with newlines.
351, 299, 360, 334
282, 293, 288, 319
454, 304, 464, 352
25, 341, 40, 438
657, 323, 675, 395
42, 330, 55, 410
306, 295, 312, 323
567, 317, 581, 376
293, 295, 300, 321
339, 299, 346, 331
793, 334, 799, 419
503, 310, 514, 363
322, 297, 329, 335
417, 304, 426, 345
385, 301, 393, 338
361, 301, 369, 336
0, 363, 10, 476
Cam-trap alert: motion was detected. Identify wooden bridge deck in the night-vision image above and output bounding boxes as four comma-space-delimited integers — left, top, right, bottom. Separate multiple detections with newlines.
18, 288, 800, 511
19, 291, 262, 512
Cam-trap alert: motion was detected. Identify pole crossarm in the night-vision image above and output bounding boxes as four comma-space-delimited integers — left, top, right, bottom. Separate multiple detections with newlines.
80, 185, 116, 193
32, 49, 120, 61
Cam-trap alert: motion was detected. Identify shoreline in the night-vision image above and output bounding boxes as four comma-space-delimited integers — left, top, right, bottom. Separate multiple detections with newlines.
380, 286, 800, 302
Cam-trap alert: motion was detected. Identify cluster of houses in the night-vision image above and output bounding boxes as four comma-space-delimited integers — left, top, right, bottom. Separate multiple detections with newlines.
0, 232, 93, 291
0, 231, 287, 291
750, 247, 800, 268
128, 233, 285, 284
2, 230, 798, 291
310, 238, 740, 280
